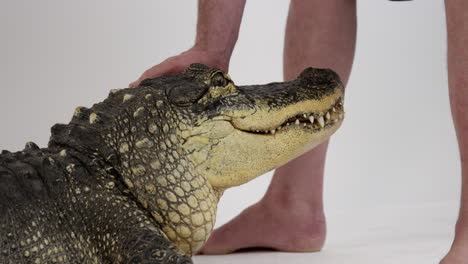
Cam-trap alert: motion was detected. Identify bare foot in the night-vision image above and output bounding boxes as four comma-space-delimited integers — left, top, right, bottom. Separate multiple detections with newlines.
199, 199, 326, 254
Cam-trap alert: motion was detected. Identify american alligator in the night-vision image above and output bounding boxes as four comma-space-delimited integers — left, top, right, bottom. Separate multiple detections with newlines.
0, 63, 344, 264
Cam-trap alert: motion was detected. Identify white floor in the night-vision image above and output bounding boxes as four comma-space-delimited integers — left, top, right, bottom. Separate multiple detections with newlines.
193, 202, 458, 264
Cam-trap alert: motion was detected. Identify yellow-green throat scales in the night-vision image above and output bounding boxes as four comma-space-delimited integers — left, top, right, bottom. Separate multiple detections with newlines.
0, 64, 344, 263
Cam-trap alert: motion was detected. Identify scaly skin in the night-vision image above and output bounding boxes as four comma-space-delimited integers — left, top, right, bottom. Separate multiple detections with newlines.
0, 63, 344, 263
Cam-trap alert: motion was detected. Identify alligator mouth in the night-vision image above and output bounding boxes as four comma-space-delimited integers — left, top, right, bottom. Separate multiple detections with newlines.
241, 98, 344, 135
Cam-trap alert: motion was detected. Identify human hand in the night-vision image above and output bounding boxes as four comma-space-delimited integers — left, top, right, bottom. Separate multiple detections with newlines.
129, 48, 230, 88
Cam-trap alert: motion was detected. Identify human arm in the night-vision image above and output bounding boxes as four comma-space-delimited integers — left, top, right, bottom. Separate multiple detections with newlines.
129, 0, 246, 87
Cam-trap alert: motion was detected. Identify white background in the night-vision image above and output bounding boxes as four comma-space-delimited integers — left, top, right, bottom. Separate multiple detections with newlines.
0, 1, 458, 263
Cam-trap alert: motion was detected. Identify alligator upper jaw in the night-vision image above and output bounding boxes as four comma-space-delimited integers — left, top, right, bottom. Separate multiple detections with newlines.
228, 96, 344, 135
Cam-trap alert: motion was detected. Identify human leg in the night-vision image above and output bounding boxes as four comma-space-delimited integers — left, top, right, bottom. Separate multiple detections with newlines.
201, 0, 356, 254
440, 1, 468, 263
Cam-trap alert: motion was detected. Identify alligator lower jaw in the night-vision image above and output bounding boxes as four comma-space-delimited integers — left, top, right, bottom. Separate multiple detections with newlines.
242, 98, 344, 135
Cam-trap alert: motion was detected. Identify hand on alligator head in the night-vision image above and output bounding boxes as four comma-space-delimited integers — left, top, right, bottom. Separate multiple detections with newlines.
129, 48, 230, 88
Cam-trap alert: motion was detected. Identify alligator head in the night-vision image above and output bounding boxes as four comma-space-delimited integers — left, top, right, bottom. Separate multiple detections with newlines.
148, 63, 345, 189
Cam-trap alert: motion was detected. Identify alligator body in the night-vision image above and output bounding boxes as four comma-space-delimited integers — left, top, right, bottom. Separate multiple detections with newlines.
0, 64, 344, 263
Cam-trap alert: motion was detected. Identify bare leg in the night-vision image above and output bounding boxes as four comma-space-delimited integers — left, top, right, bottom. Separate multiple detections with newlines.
440, 1, 468, 263
201, 0, 356, 254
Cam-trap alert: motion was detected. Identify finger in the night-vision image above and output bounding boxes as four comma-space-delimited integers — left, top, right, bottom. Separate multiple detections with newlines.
128, 81, 138, 88
130, 59, 181, 87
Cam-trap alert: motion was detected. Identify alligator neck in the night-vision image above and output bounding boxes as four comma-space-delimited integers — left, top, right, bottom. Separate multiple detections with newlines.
48, 87, 223, 254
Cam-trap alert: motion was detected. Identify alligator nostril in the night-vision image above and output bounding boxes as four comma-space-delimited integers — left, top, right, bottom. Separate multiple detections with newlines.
298, 68, 339, 86
298, 68, 336, 79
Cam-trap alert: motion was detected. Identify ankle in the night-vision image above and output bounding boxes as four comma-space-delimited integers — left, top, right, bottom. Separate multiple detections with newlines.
259, 195, 327, 233
262, 191, 325, 218
253, 198, 326, 252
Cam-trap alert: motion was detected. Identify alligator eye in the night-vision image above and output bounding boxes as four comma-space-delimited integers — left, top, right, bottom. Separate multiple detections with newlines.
211, 72, 227, 87
167, 80, 209, 107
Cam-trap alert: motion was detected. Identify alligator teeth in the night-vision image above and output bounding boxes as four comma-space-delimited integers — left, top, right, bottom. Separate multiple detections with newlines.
256, 105, 344, 134
309, 115, 314, 123
317, 116, 325, 128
